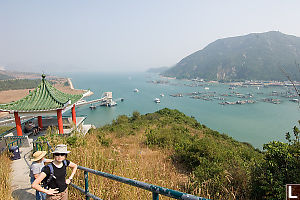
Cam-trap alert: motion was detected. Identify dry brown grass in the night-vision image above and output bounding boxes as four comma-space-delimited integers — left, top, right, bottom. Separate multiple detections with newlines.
0, 152, 13, 200
53, 83, 84, 95
47, 129, 190, 200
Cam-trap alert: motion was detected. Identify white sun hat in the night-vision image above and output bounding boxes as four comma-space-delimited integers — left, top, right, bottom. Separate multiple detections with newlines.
52, 144, 70, 154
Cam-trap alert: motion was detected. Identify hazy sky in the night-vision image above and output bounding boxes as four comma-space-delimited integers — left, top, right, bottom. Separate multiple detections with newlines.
1, 0, 300, 73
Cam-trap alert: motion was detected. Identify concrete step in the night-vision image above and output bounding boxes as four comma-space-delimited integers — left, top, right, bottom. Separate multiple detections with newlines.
11, 147, 36, 200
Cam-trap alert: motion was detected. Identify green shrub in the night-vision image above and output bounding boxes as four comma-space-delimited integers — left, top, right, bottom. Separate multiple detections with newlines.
66, 136, 78, 146
97, 133, 112, 147
131, 111, 141, 121
64, 81, 69, 86
116, 115, 129, 124
251, 123, 300, 199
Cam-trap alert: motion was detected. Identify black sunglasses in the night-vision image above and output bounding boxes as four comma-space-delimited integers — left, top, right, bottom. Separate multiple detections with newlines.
54, 153, 66, 156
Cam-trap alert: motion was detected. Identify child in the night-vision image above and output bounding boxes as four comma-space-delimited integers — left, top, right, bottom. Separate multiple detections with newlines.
31, 144, 77, 200
30, 151, 52, 200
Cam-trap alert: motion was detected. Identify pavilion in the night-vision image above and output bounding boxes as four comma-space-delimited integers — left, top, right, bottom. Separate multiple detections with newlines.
0, 74, 86, 136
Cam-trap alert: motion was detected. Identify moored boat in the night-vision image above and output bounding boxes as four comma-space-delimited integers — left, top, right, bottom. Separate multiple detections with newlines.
154, 98, 160, 103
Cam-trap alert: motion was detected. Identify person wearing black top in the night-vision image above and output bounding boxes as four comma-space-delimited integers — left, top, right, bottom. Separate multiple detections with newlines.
32, 144, 77, 200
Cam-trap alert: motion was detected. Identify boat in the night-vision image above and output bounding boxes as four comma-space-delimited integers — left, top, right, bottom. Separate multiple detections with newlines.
170, 93, 183, 97
160, 93, 164, 97
154, 98, 160, 103
100, 100, 117, 107
108, 101, 117, 107
133, 88, 139, 92
204, 87, 209, 90
89, 104, 96, 110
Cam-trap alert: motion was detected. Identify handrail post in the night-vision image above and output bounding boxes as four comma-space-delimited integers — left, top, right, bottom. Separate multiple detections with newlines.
84, 171, 90, 200
153, 192, 159, 200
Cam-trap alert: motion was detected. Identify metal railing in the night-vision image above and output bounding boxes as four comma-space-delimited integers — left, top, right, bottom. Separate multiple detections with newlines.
70, 165, 209, 200
32, 141, 53, 154
0, 117, 35, 137
7, 136, 26, 149
0, 115, 88, 137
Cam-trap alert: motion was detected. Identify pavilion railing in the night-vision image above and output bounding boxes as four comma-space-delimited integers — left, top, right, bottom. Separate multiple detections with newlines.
6, 136, 27, 149
0, 117, 35, 137
0, 114, 88, 137
70, 165, 209, 200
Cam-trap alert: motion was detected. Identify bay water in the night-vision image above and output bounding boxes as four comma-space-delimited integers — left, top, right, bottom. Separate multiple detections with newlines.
63, 71, 300, 149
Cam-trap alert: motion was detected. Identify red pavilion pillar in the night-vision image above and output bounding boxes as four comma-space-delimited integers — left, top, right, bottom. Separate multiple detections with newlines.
57, 109, 64, 134
38, 116, 43, 129
71, 105, 76, 126
14, 112, 22, 136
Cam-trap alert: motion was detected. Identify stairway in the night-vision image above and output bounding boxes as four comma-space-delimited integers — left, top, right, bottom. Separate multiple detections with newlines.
11, 146, 36, 200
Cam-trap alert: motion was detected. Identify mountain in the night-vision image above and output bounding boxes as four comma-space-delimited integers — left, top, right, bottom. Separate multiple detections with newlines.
147, 66, 169, 73
162, 31, 300, 81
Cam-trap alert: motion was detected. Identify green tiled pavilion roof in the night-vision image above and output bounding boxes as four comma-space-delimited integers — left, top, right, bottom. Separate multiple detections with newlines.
0, 75, 83, 112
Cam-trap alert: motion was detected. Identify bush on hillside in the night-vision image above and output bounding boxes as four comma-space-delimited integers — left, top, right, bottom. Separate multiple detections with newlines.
142, 108, 262, 199
251, 121, 300, 199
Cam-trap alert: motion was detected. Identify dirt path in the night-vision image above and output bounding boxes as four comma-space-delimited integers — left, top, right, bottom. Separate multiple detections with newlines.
11, 146, 36, 200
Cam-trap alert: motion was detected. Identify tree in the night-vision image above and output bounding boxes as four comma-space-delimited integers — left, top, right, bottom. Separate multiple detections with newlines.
251, 121, 300, 199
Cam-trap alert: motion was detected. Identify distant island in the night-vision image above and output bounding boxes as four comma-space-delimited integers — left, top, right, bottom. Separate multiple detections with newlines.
162, 31, 300, 81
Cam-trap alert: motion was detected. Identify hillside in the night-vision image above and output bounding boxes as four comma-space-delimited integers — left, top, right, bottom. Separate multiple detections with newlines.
43, 108, 262, 199
162, 31, 300, 81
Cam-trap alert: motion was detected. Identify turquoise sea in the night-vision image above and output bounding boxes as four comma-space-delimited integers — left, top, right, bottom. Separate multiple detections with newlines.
62, 72, 300, 149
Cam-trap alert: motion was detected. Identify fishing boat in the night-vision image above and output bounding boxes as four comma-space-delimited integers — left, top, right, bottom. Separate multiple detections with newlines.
154, 98, 161, 103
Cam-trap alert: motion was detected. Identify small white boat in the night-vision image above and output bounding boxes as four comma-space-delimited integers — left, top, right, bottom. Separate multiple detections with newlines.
160, 93, 164, 97
204, 87, 209, 90
133, 88, 139, 92
108, 101, 117, 107
154, 98, 160, 103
